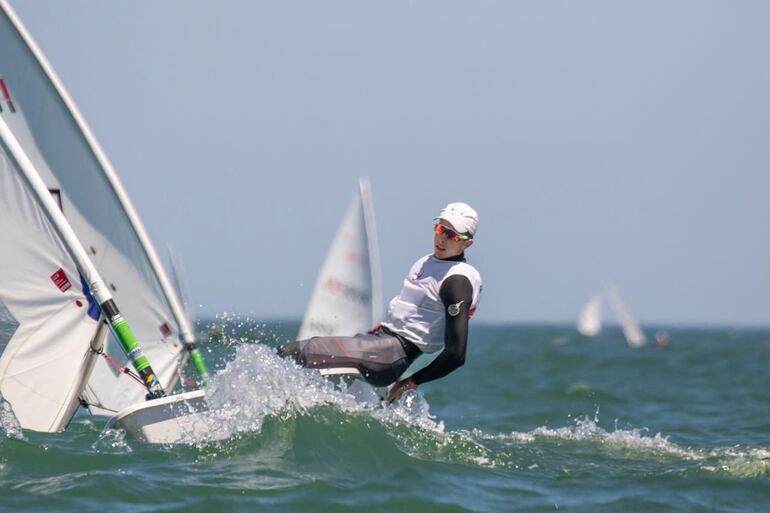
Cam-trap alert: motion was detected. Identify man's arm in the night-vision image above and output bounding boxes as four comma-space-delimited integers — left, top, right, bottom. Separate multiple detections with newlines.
409, 274, 474, 386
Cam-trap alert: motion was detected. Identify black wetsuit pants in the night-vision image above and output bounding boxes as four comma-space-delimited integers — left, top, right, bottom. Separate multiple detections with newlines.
277, 327, 421, 387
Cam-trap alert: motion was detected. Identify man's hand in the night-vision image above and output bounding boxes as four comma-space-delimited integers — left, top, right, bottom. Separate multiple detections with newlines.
387, 377, 418, 403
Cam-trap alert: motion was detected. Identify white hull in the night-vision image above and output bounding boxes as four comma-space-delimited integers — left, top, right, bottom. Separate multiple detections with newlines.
104, 389, 221, 444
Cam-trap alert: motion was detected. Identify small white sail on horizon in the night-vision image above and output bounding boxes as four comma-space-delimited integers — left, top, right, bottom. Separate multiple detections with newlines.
604, 283, 646, 348
297, 178, 382, 340
576, 294, 603, 337
576, 284, 646, 347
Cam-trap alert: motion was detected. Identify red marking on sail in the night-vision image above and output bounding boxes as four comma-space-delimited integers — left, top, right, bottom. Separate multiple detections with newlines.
323, 277, 368, 304
0, 79, 15, 113
160, 322, 172, 338
0, 79, 10, 100
346, 251, 365, 265
469, 307, 477, 317
325, 277, 344, 293
51, 268, 72, 293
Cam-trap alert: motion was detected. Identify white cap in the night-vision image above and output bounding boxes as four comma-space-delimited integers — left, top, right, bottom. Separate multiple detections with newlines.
437, 202, 478, 237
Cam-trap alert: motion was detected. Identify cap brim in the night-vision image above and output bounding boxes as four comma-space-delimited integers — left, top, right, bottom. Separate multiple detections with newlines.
436, 214, 469, 236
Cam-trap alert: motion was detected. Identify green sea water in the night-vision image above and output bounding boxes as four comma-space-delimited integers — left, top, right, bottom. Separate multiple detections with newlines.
2, 320, 769, 512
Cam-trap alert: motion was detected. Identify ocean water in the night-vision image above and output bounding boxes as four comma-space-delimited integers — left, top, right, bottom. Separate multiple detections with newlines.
2, 320, 769, 512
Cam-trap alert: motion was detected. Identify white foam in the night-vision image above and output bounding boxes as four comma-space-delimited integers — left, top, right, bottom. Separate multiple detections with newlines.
533, 416, 695, 458
92, 427, 133, 454
0, 395, 24, 440
483, 413, 699, 461
701, 446, 770, 478
476, 413, 770, 476
169, 340, 505, 470
177, 343, 447, 444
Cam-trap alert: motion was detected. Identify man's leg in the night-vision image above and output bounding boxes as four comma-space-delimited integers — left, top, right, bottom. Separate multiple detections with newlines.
277, 333, 410, 387
276, 340, 301, 361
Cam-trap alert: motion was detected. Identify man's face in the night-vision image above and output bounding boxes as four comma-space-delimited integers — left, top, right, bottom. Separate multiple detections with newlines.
433, 219, 473, 259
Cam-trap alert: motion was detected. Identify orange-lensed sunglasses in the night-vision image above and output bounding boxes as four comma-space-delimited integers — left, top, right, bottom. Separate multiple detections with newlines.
434, 224, 470, 242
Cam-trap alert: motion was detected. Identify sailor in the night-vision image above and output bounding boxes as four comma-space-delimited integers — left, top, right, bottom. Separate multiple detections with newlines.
278, 202, 483, 403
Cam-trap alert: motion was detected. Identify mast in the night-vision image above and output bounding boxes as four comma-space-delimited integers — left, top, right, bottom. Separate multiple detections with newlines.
359, 177, 382, 324
0, 114, 164, 399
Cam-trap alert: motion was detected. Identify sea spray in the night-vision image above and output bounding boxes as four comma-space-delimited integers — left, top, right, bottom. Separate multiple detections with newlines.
700, 447, 770, 478
360, 391, 510, 469
170, 342, 514, 469
178, 343, 372, 444
473, 413, 770, 478
93, 427, 133, 454
1, 395, 24, 440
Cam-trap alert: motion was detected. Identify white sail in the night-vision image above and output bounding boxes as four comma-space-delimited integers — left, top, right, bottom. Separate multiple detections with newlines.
167, 243, 195, 331
0, 115, 107, 432
604, 283, 646, 348
577, 295, 602, 336
298, 178, 382, 339
0, 1, 193, 415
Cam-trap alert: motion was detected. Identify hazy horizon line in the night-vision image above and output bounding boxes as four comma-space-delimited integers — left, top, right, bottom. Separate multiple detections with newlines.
192, 315, 770, 331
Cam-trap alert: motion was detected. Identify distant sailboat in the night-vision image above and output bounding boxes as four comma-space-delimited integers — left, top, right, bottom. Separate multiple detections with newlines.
603, 283, 646, 348
298, 181, 443, 388
576, 284, 646, 347
576, 295, 603, 337
296, 178, 389, 400
298, 178, 381, 340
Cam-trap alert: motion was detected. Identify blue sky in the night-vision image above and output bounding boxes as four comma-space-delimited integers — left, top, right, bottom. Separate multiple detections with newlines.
10, 1, 770, 325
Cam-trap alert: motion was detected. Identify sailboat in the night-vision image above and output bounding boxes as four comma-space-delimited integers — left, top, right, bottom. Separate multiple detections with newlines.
0, 0, 208, 418
604, 283, 646, 348
297, 179, 384, 390
298, 178, 382, 341
576, 284, 646, 347
298, 180, 441, 395
576, 294, 602, 336
0, 112, 165, 432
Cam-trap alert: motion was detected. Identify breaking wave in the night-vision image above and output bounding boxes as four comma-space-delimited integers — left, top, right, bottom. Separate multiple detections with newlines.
479, 412, 770, 478
100, 342, 506, 470
97, 340, 770, 479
